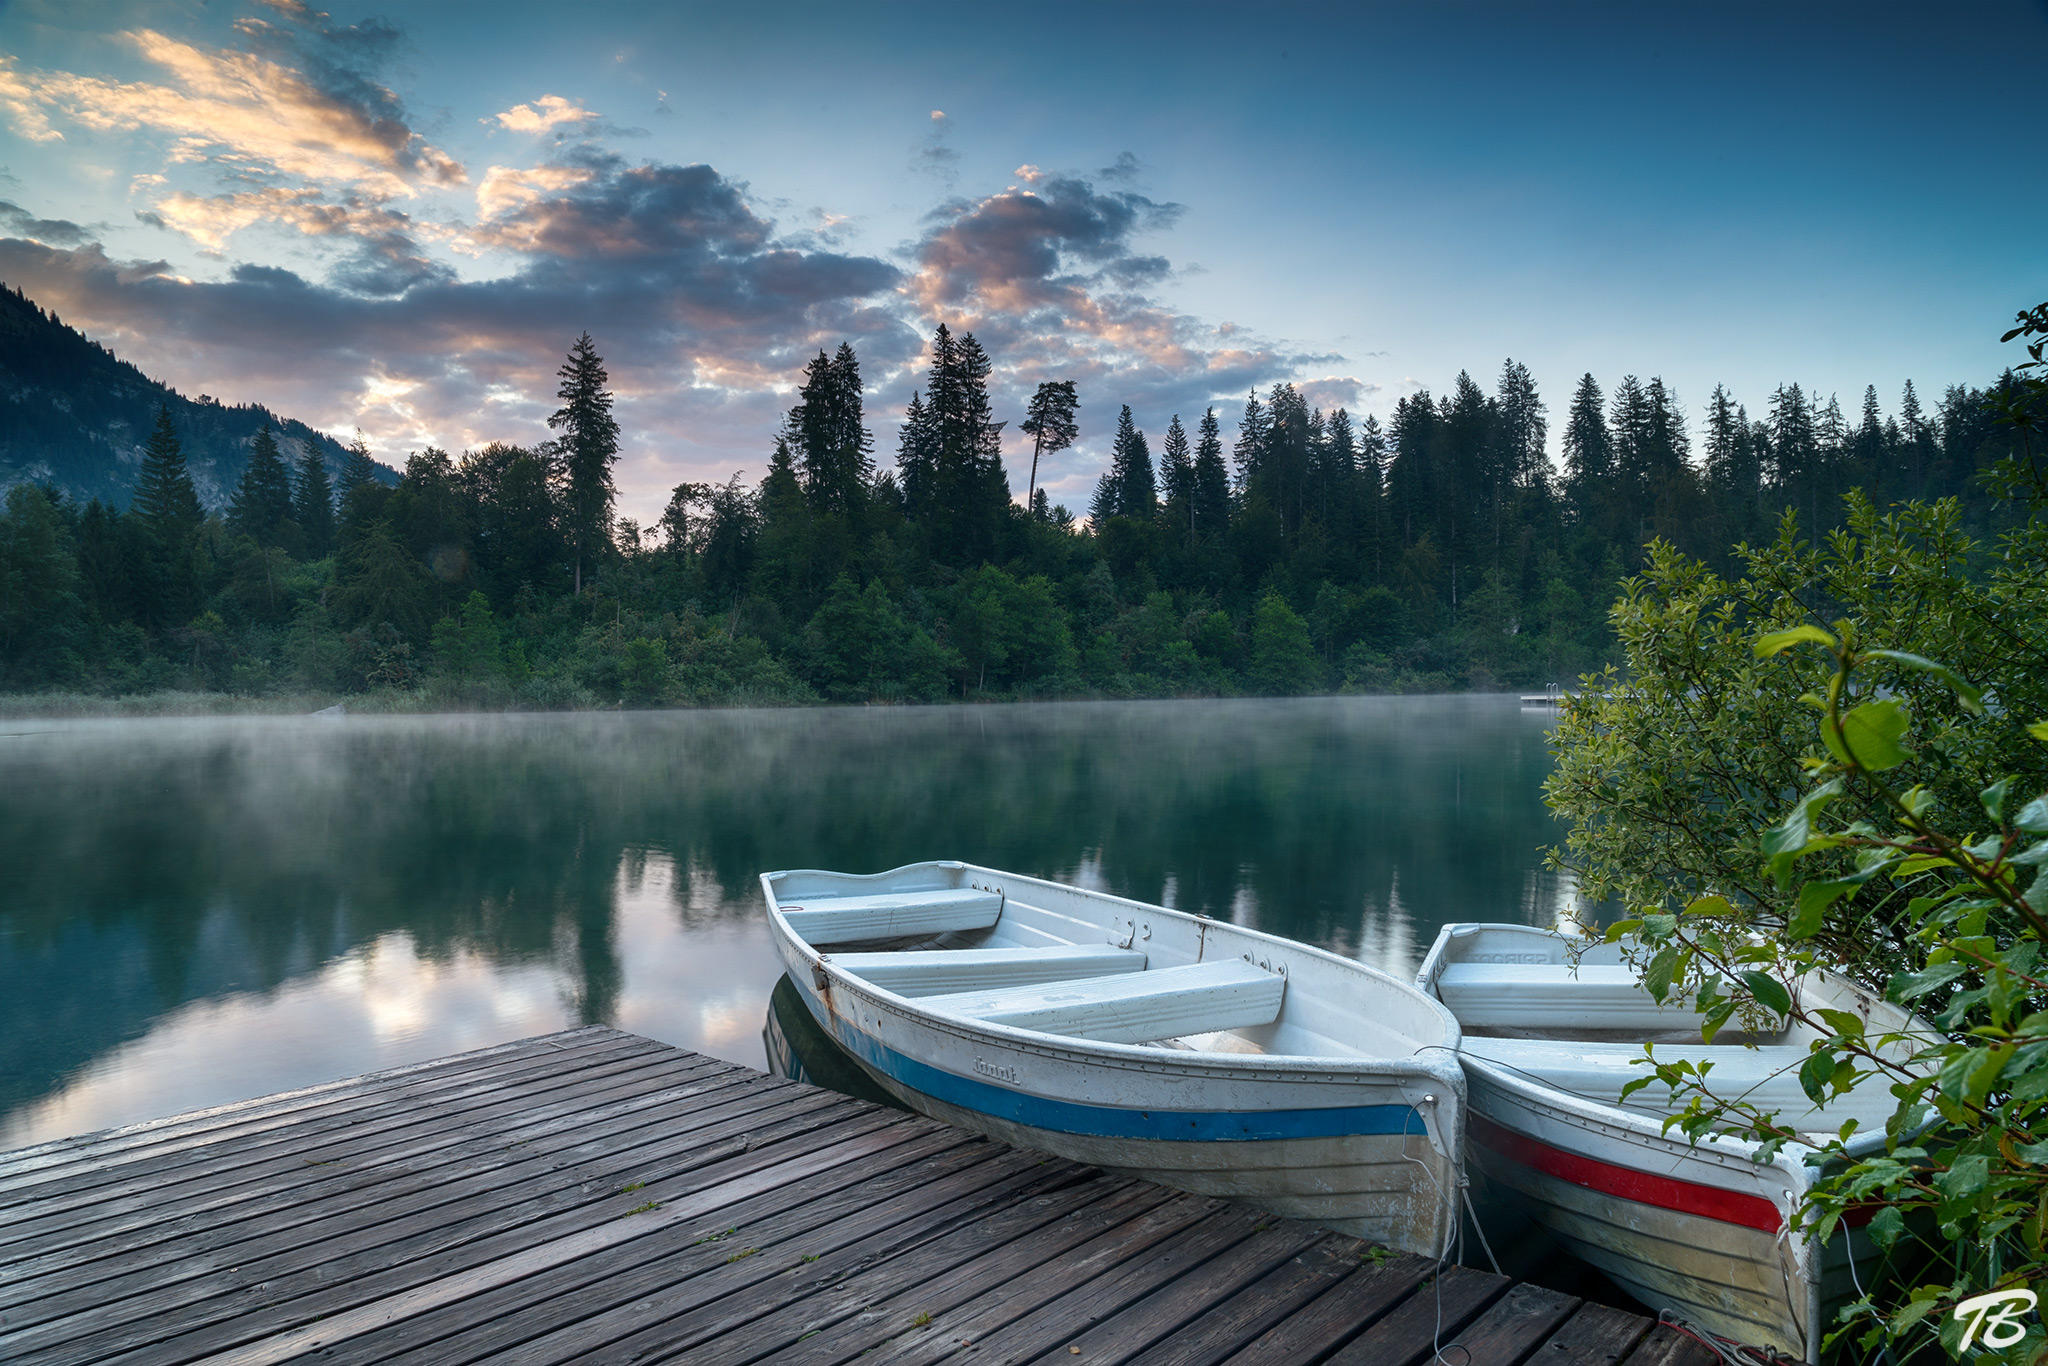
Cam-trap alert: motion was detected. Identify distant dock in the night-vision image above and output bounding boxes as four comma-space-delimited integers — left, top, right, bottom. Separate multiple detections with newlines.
0, 1026, 1714, 1365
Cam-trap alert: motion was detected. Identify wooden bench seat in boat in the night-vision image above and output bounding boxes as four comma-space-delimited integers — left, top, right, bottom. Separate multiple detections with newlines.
1460, 1035, 1898, 1129
920, 959, 1285, 1045
1436, 962, 1702, 1032
779, 888, 1004, 945
825, 945, 1148, 997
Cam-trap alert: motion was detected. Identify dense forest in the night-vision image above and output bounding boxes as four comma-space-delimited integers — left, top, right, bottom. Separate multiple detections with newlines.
0, 286, 394, 511
0, 297, 2033, 706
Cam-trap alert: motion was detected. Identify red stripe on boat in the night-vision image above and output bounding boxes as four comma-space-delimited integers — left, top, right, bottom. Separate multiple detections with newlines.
1470, 1112, 1783, 1233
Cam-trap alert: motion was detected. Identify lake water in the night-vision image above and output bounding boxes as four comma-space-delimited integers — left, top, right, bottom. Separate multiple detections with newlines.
0, 696, 1584, 1148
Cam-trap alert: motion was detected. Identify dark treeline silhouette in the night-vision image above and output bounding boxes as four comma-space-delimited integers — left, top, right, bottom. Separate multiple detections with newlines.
0, 318, 2032, 704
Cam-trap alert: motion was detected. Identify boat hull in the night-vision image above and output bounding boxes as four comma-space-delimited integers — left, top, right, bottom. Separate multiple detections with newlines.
762, 862, 1467, 1260
1418, 923, 1907, 1363
784, 969, 1458, 1251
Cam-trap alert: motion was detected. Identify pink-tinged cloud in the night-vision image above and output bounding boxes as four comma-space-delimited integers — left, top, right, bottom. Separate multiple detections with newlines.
6, 27, 462, 196
0, 56, 62, 143
493, 96, 600, 135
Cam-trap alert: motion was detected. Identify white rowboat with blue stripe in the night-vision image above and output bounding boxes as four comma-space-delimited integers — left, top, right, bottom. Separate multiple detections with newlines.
761, 861, 1468, 1258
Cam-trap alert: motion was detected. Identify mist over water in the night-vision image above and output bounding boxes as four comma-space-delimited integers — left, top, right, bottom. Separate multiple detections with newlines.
0, 696, 1581, 1146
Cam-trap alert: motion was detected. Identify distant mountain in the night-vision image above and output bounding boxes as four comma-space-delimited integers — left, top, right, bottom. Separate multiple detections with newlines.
0, 283, 397, 510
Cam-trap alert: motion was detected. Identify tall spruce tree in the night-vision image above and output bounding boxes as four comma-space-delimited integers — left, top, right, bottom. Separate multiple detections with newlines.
1231, 390, 1268, 494
1107, 405, 1156, 520
132, 405, 202, 535
1562, 373, 1612, 530
1495, 360, 1548, 491
1020, 380, 1079, 514
229, 425, 294, 546
912, 325, 1009, 564
897, 389, 937, 519
293, 437, 336, 558
339, 434, 379, 493
548, 331, 620, 594
1158, 414, 1195, 529
788, 344, 872, 518
1191, 408, 1231, 540
1357, 412, 1388, 579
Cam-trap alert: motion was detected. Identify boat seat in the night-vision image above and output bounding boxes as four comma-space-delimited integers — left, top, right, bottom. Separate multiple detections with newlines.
1461, 1036, 1898, 1129
921, 959, 1285, 1045
1438, 962, 1707, 1033
779, 888, 1004, 945
826, 945, 1148, 997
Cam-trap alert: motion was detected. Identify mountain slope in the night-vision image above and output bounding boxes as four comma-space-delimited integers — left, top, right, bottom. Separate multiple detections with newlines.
0, 283, 396, 510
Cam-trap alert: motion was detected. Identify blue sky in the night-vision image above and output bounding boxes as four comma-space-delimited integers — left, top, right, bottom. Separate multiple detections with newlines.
1, 0, 2042, 521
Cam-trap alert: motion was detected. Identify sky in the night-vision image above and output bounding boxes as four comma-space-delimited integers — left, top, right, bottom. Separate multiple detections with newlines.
0, 0, 2043, 523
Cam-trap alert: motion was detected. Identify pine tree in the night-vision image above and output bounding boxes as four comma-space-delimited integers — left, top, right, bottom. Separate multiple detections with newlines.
1088, 467, 1120, 529
1107, 405, 1155, 520
1768, 382, 1817, 522
1231, 390, 1268, 494
1020, 380, 1079, 514
911, 325, 1009, 565
339, 433, 379, 493
1387, 391, 1438, 546
547, 331, 620, 594
1495, 359, 1548, 491
1900, 379, 1933, 497
788, 344, 873, 518
897, 389, 937, 519
1259, 383, 1312, 533
1314, 407, 1358, 545
131, 405, 202, 535
1562, 373, 1612, 530
1356, 412, 1387, 578
229, 425, 294, 546
1191, 408, 1230, 540
293, 437, 336, 557
1853, 384, 1888, 491
1157, 414, 1194, 529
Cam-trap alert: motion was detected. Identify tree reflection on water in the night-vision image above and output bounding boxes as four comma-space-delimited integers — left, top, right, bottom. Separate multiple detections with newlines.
0, 695, 1579, 1144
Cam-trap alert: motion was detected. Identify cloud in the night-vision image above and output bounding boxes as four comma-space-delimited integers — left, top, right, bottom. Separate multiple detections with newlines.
2, 17, 1349, 522
0, 201, 94, 248
0, 56, 62, 143
0, 146, 918, 518
905, 172, 1343, 494
6, 20, 461, 196
1296, 376, 1380, 412
492, 95, 599, 134
1098, 151, 1142, 182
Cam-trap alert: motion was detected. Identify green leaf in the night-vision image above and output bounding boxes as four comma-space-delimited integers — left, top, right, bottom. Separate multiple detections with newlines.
1741, 970, 1793, 1016
1763, 778, 1844, 881
1940, 1153, 1990, 1201
1790, 879, 1860, 939
1644, 944, 1684, 1004
1815, 1008, 1866, 1040
1865, 649, 1985, 712
1866, 1204, 1905, 1249
1827, 699, 1911, 772
1798, 1048, 1835, 1103
1982, 778, 2014, 822
2029, 721, 2048, 743
2017, 795, 2048, 835
1699, 998, 1738, 1044
1754, 625, 1835, 657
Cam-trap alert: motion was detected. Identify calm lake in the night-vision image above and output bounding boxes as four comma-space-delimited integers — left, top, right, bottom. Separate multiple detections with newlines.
0, 696, 1583, 1148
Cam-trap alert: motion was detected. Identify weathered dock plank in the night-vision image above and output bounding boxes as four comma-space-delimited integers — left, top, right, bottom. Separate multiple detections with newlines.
0, 1027, 1720, 1366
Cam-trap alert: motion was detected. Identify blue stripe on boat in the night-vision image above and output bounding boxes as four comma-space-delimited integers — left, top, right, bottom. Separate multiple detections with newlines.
797, 979, 1425, 1143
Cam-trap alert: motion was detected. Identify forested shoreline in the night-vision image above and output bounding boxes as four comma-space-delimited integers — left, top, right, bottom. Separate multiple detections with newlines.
0, 309, 2033, 711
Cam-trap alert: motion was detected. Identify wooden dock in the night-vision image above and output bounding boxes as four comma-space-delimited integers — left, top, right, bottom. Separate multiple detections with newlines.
0, 1026, 1716, 1365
